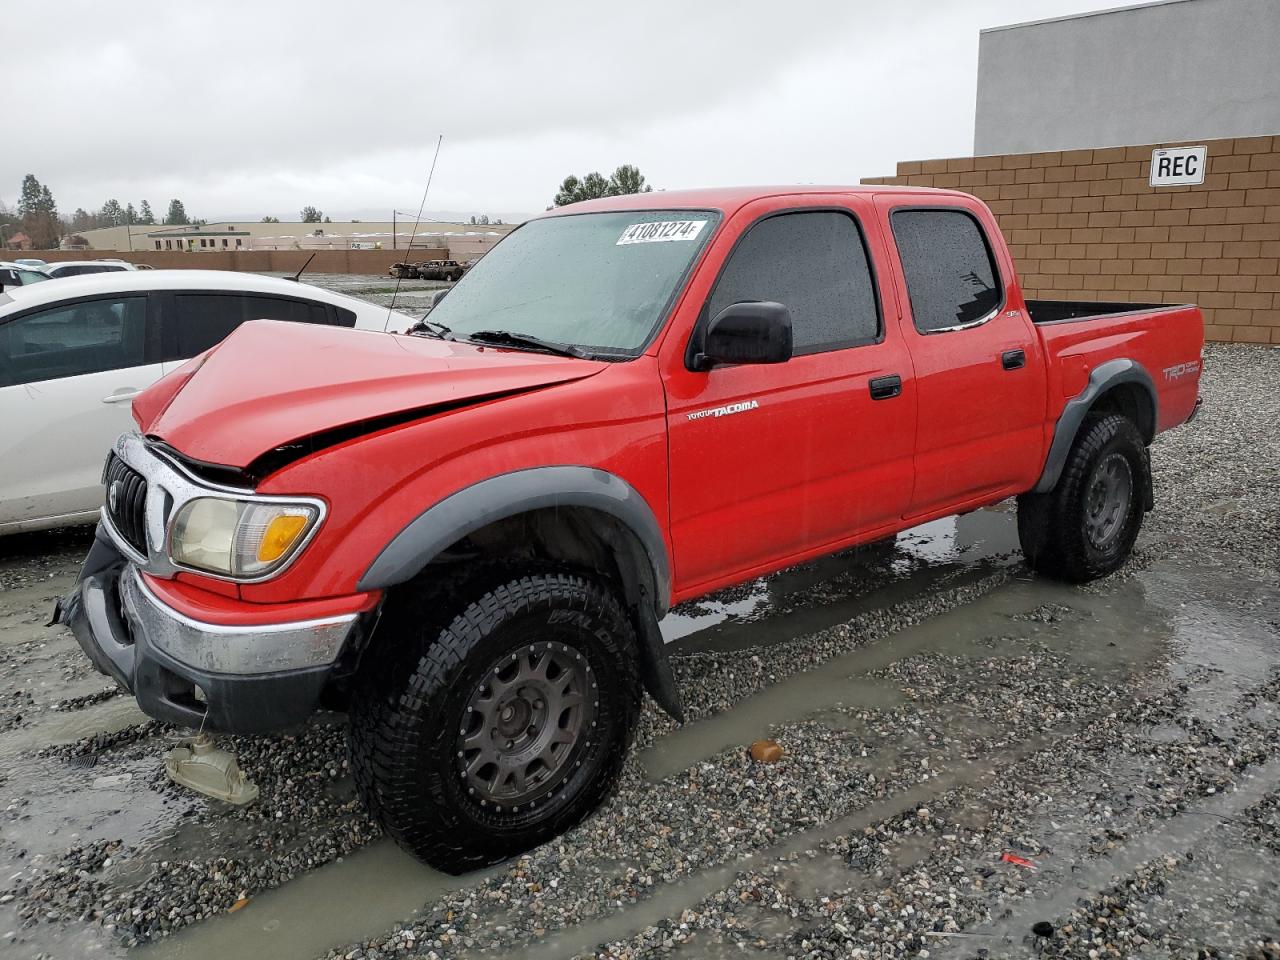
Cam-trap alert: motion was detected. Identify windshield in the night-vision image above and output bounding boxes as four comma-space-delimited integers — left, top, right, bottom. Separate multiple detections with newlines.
425, 209, 719, 356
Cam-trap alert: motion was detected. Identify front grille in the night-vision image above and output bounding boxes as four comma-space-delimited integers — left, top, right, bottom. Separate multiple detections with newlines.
103, 453, 149, 556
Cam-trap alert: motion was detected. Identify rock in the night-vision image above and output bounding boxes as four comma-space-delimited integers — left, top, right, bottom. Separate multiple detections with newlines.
748, 740, 784, 763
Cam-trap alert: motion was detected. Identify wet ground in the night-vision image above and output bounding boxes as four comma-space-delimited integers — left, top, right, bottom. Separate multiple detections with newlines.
0, 343, 1276, 959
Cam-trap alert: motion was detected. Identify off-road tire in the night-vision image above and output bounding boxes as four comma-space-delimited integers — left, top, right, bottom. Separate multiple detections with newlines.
349, 570, 641, 874
1017, 413, 1148, 583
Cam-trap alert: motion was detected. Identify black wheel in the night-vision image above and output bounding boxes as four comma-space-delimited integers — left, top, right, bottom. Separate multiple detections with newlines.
349, 570, 641, 874
1017, 413, 1148, 583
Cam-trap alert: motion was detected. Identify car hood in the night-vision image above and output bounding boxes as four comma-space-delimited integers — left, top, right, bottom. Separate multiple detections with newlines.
138, 320, 608, 470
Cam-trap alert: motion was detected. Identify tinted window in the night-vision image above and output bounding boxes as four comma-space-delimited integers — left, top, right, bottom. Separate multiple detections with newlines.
0, 269, 18, 288
708, 211, 879, 355
18, 270, 50, 284
891, 209, 1001, 332
0, 296, 147, 387
170, 293, 328, 358
54, 264, 115, 277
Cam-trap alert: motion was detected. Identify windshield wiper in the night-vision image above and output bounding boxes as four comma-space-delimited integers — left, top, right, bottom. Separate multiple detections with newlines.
407, 317, 454, 339
464, 329, 590, 359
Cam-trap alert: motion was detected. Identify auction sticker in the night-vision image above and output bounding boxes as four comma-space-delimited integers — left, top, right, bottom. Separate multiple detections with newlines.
617, 220, 707, 245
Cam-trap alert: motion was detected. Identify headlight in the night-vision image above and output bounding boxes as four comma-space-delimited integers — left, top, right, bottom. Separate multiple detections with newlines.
169, 497, 320, 579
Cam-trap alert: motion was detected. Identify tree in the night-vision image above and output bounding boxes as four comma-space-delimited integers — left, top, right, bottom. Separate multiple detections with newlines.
164, 199, 190, 225
261, 215, 280, 223
70, 208, 95, 232
139, 200, 156, 225
99, 199, 124, 226
552, 165, 652, 207
17, 174, 60, 248
323, 215, 331, 223
609, 164, 652, 196
124, 203, 138, 225
300, 206, 323, 223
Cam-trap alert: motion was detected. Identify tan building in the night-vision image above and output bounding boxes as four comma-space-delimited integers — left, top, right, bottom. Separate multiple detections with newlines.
862, 135, 1280, 344
77, 220, 516, 258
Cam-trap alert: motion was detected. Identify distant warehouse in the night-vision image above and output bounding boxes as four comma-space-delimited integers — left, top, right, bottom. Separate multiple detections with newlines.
72, 220, 516, 262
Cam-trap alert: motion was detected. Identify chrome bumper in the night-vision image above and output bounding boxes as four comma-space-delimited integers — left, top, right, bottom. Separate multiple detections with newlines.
121, 566, 356, 676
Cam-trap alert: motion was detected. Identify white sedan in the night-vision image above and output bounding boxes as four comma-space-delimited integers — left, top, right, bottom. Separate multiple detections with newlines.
0, 270, 418, 535
42, 259, 139, 279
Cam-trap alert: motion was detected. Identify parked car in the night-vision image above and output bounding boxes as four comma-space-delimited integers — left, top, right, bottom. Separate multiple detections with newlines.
416, 259, 465, 281
388, 261, 417, 280
13, 258, 48, 268
0, 270, 417, 534
43, 260, 139, 279
61, 186, 1202, 873
0, 261, 50, 289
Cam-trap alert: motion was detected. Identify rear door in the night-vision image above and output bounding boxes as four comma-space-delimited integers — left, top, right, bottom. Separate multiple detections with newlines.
157, 291, 353, 372
0, 294, 163, 527
663, 196, 916, 592
874, 197, 1046, 517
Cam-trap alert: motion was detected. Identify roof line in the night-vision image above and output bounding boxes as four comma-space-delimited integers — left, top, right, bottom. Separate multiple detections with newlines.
981, 0, 1194, 34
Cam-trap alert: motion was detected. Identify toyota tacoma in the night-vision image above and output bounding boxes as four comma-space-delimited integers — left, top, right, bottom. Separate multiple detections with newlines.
59, 186, 1203, 873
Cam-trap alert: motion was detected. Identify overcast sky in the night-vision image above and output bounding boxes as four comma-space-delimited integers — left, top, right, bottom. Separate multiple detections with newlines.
6, 0, 1121, 223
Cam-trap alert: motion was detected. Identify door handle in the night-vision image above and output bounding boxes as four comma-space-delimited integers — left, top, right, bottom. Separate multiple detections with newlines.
101, 389, 141, 404
869, 374, 902, 400
1001, 349, 1026, 371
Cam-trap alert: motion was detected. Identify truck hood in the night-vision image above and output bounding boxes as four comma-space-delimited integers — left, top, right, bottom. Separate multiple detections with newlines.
138, 320, 607, 470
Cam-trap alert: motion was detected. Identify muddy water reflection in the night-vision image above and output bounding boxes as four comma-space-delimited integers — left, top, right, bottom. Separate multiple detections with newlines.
643, 572, 1174, 782
142, 840, 483, 960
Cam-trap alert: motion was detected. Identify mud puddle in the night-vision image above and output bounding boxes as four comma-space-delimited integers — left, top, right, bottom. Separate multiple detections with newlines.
642, 570, 1169, 782
143, 840, 483, 960
662, 508, 1019, 652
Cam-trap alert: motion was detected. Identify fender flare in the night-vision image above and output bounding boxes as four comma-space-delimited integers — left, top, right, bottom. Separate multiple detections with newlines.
357, 466, 671, 609
1034, 357, 1157, 494
357, 466, 683, 721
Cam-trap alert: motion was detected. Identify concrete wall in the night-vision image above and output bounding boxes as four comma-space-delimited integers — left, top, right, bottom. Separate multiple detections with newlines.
19, 248, 447, 274
975, 0, 1280, 154
863, 134, 1280, 344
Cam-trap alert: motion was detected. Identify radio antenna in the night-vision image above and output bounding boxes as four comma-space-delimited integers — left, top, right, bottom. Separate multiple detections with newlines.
387, 134, 443, 329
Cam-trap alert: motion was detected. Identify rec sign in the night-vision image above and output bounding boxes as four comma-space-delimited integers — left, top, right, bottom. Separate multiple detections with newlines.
1150, 146, 1207, 186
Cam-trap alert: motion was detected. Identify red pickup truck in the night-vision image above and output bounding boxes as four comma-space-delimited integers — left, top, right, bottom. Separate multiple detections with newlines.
60, 186, 1203, 872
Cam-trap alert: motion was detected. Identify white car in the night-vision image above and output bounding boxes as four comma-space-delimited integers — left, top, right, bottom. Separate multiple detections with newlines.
0, 270, 418, 534
43, 260, 139, 279
0, 261, 51, 289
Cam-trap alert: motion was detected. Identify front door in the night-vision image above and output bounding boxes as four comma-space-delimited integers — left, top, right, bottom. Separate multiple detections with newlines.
0, 294, 162, 528
663, 198, 916, 594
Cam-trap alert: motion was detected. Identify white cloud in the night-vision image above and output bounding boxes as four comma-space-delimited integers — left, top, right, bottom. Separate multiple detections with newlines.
4, 0, 1117, 221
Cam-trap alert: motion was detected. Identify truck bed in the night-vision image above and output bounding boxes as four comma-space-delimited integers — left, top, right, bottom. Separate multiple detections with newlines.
1026, 299, 1179, 324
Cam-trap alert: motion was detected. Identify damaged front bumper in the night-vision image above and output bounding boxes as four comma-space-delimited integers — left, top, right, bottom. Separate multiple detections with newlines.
58, 525, 365, 734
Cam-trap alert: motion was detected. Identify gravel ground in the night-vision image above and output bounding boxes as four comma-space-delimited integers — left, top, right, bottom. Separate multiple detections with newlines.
0, 342, 1276, 960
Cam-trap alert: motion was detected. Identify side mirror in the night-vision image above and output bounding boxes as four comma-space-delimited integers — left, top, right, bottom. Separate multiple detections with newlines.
692, 301, 793, 370
424, 288, 449, 314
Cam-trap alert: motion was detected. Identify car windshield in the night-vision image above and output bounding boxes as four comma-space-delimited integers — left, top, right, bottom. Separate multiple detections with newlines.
424, 209, 719, 356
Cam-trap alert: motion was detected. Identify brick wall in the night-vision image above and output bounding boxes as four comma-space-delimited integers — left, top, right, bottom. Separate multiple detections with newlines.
862, 135, 1280, 344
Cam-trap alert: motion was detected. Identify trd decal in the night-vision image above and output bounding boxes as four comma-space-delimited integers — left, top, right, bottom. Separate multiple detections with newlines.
687, 399, 759, 421
1163, 360, 1200, 381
